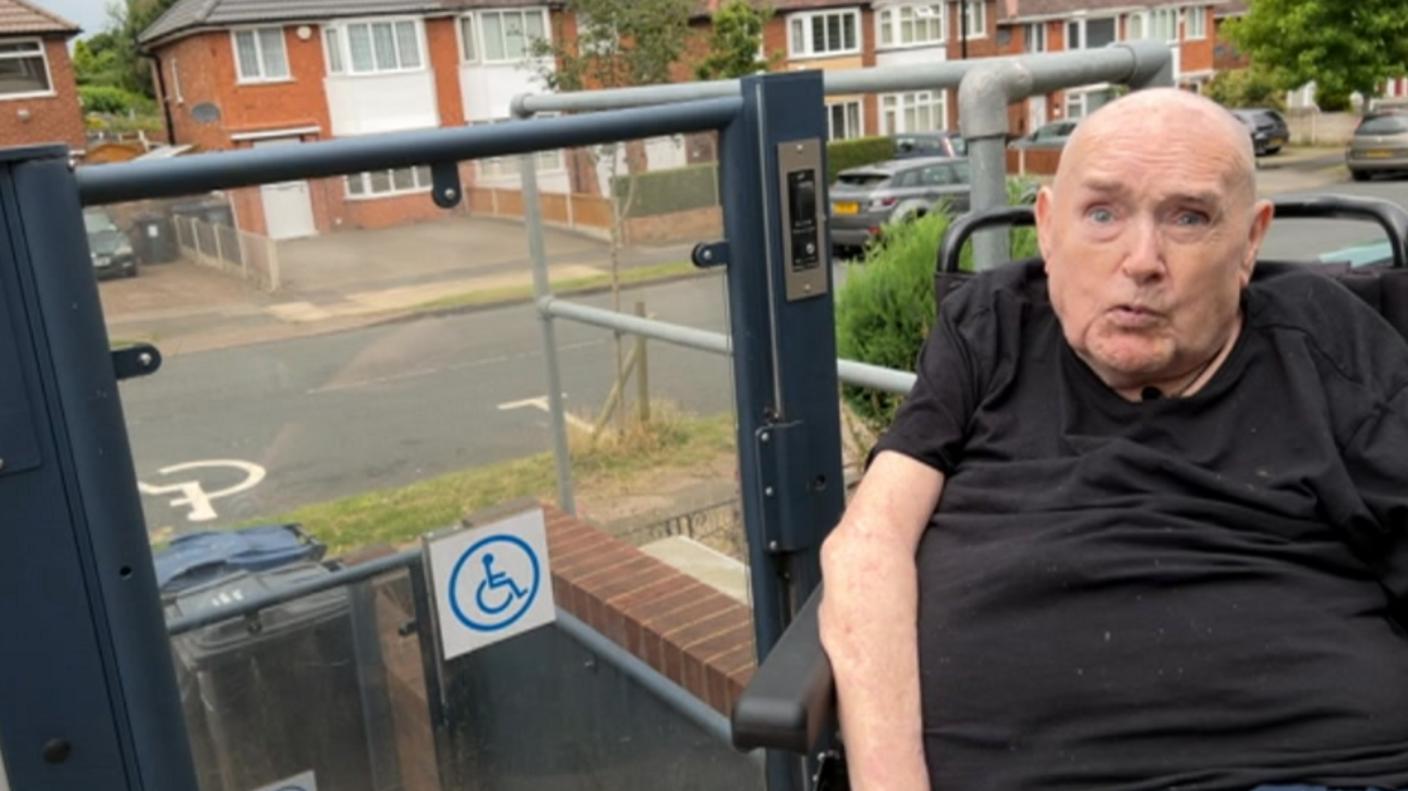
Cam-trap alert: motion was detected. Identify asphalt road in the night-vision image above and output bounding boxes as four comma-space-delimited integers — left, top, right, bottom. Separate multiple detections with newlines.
122, 174, 1408, 535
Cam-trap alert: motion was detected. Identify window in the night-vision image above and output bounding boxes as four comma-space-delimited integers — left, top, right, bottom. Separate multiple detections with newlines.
0, 40, 50, 97
880, 91, 947, 134
169, 58, 182, 103
1125, 12, 1146, 40
788, 10, 861, 57
346, 165, 433, 198
877, 5, 944, 48
1184, 6, 1207, 39
1065, 87, 1115, 120
324, 20, 425, 75
959, 0, 986, 39
232, 27, 290, 82
1024, 22, 1046, 53
1067, 17, 1116, 50
465, 9, 548, 62
1149, 8, 1178, 42
827, 100, 863, 140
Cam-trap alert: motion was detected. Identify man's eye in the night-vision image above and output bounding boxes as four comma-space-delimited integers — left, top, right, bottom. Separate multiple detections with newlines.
1173, 211, 1210, 227
1086, 207, 1115, 223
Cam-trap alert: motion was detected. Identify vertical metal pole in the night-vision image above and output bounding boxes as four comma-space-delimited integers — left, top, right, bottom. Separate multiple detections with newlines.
0, 144, 198, 791
720, 71, 846, 791
519, 140, 577, 515
635, 301, 650, 423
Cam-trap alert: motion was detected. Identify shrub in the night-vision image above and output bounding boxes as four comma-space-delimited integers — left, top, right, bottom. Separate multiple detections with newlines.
826, 136, 896, 183
835, 185, 1041, 435
78, 85, 155, 115
612, 163, 719, 217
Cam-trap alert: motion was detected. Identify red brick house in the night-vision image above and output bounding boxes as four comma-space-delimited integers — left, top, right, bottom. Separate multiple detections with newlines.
991, 1, 1221, 138
0, 0, 85, 153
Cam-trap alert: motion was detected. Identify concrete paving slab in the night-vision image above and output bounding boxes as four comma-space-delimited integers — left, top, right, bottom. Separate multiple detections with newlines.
640, 536, 751, 605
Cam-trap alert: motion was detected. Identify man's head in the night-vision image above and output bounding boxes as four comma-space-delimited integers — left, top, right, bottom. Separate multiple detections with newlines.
1034, 88, 1274, 398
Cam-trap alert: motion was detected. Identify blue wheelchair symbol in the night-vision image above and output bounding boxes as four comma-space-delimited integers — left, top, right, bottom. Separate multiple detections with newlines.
448, 534, 540, 632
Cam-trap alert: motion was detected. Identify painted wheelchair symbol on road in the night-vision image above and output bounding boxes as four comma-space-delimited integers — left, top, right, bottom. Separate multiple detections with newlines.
448, 534, 541, 632
137, 459, 266, 522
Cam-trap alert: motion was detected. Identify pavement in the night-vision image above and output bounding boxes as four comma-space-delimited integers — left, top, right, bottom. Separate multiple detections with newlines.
100, 215, 697, 355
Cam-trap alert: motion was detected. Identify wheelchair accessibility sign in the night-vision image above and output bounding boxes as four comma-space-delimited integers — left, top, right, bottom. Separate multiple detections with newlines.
427, 506, 556, 660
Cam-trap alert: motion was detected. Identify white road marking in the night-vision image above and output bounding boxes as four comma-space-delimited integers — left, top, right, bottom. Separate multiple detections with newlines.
137, 459, 267, 522
497, 395, 594, 434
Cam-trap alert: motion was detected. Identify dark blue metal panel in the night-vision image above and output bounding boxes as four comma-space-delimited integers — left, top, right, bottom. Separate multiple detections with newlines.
719, 71, 847, 791
0, 150, 197, 791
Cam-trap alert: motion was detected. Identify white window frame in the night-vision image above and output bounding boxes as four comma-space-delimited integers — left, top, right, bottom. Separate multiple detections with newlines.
879, 90, 947, 135
1184, 6, 1207, 40
788, 10, 862, 58
1148, 8, 1179, 42
0, 38, 53, 99
231, 27, 291, 83
346, 165, 434, 199
1024, 22, 1046, 53
323, 17, 428, 76
877, 4, 945, 49
1064, 86, 1115, 120
1065, 16, 1117, 51
958, 0, 986, 40
476, 117, 564, 177
462, 8, 551, 64
826, 99, 864, 140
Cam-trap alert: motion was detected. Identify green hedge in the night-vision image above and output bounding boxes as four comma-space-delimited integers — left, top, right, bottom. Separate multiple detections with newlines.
612, 163, 719, 217
826, 136, 897, 183
78, 85, 156, 116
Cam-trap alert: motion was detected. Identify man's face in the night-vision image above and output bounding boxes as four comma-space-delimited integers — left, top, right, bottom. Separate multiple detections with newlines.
1035, 116, 1273, 391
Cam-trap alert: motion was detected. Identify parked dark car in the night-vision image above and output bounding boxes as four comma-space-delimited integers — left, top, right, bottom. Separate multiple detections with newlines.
1008, 120, 1079, 150
1229, 108, 1290, 156
892, 131, 966, 158
829, 156, 971, 254
1345, 110, 1408, 181
84, 208, 138, 280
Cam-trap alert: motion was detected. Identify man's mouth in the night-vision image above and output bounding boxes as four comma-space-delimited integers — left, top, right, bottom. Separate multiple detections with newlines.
1107, 304, 1163, 329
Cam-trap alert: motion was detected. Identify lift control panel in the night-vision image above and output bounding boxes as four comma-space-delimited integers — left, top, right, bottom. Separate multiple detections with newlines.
776, 139, 828, 302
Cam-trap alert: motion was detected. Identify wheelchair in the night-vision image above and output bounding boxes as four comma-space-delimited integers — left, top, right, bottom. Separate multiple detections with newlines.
728, 194, 1408, 790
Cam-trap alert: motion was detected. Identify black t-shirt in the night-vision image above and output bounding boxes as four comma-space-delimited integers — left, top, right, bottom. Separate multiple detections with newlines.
876, 260, 1408, 791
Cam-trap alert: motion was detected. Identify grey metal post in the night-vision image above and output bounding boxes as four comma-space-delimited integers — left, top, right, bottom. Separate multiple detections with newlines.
958, 41, 1176, 269
0, 145, 197, 791
517, 140, 577, 515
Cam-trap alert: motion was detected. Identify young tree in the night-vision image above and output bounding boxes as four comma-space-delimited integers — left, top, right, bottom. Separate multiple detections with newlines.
694, 0, 778, 81
532, 0, 692, 427
1225, 0, 1408, 109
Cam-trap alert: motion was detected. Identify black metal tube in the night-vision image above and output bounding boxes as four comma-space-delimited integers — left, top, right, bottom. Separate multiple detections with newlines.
77, 96, 743, 206
164, 548, 421, 636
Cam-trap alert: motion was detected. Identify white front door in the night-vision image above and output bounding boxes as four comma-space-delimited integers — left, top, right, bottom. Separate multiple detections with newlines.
253, 137, 317, 240
1029, 95, 1047, 129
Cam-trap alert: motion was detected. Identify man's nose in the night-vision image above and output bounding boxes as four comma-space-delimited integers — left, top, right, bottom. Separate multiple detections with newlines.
1119, 217, 1165, 282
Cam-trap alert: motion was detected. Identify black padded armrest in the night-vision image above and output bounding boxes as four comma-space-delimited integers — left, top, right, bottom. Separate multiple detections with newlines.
731, 585, 834, 754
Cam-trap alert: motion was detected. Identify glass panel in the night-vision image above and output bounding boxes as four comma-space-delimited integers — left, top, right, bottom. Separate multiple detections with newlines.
501, 11, 526, 58
414, 165, 432, 186
811, 15, 825, 53
847, 102, 861, 137
391, 167, 417, 191
325, 28, 343, 72
372, 22, 398, 70
0, 53, 47, 94
459, 17, 476, 60
1087, 18, 1116, 49
525, 11, 546, 47
234, 31, 261, 79
843, 13, 857, 49
258, 28, 289, 78
369, 170, 393, 193
879, 9, 893, 47
790, 18, 804, 54
346, 174, 364, 195
0, 40, 40, 54
395, 22, 421, 68
482, 13, 506, 61
348, 25, 375, 72
899, 7, 914, 44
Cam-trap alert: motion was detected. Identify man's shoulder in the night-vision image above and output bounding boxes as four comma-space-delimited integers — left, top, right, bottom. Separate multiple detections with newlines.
940, 258, 1048, 324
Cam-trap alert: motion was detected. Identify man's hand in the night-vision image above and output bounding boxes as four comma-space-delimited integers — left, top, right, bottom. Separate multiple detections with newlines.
819, 450, 944, 791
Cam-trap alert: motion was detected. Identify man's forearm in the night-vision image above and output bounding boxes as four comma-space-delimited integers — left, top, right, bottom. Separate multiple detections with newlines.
818, 451, 943, 790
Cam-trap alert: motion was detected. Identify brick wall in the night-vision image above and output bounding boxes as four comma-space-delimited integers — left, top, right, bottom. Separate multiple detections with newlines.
624, 206, 721, 247
544, 505, 756, 716
0, 37, 84, 151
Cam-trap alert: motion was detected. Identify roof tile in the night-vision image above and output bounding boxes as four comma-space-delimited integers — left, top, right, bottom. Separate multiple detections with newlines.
0, 0, 80, 36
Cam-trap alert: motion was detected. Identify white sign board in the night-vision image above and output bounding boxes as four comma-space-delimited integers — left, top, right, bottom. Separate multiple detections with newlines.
252, 769, 316, 791
427, 507, 556, 661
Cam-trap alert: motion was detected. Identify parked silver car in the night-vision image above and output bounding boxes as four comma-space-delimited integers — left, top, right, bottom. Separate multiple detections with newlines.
1346, 110, 1408, 181
828, 156, 971, 253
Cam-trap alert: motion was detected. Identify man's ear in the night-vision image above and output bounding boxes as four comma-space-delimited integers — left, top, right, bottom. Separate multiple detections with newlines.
1034, 186, 1056, 266
1241, 198, 1275, 285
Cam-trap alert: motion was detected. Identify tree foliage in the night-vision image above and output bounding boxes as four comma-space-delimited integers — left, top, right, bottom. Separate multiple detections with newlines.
532, 0, 692, 92
1204, 67, 1285, 111
75, 0, 182, 99
694, 0, 778, 81
1224, 0, 1408, 107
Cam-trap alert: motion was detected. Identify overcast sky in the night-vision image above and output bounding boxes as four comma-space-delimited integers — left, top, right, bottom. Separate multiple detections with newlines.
35, 0, 115, 38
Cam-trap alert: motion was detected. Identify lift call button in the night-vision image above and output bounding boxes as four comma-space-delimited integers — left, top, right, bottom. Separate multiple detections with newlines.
787, 168, 820, 271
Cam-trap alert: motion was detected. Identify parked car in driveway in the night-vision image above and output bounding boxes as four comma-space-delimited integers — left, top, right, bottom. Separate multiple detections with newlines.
84, 208, 137, 280
1008, 120, 1078, 150
1229, 108, 1290, 156
1346, 110, 1408, 181
892, 131, 966, 158
829, 156, 971, 254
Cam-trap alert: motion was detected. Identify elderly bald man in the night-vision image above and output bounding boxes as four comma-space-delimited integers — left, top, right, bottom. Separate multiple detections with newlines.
818, 87, 1408, 791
